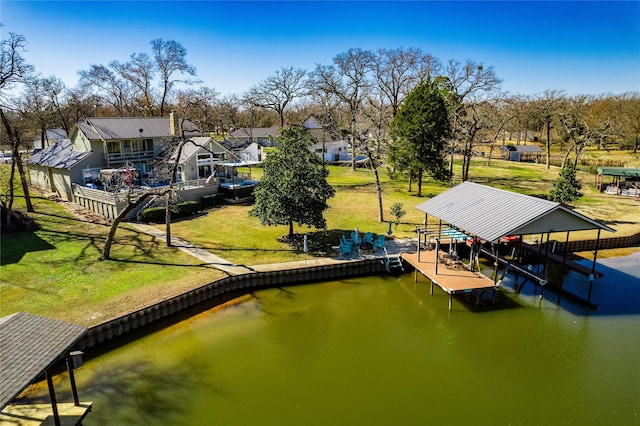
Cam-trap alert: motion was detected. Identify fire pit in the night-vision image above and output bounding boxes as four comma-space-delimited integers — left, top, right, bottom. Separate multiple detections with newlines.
359, 241, 374, 255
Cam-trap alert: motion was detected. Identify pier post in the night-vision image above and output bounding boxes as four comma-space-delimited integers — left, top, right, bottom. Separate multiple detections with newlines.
434, 238, 440, 275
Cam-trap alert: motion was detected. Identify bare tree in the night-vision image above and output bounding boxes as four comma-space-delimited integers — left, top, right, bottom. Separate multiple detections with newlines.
151, 39, 198, 117
532, 89, 565, 169
373, 47, 441, 118
0, 31, 35, 219
112, 53, 157, 115
483, 95, 516, 166
444, 59, 502, 182
247, 67, 307, 127
309, 48, 375, 170
78, 64, 135, 116
616, 92, 640, 153
174, 86, 220, 132
557, 95, 614, 168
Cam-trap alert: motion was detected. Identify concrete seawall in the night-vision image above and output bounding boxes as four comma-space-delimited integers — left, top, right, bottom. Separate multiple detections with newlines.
78, 258, 385, 351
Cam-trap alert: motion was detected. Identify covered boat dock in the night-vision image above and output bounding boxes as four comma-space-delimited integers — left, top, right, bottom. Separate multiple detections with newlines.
405, 182, 615, 310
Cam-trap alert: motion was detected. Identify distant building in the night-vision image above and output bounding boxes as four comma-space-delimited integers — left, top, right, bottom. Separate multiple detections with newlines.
501, 145, 543, 162
32, 128, 67, 151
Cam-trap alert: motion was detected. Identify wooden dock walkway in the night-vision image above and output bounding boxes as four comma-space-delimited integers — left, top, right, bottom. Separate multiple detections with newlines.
401, 249, 498, 310
0, 402, 92, 426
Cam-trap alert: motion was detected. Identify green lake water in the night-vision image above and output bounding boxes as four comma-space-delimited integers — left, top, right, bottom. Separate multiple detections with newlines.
33, 253, 640, 425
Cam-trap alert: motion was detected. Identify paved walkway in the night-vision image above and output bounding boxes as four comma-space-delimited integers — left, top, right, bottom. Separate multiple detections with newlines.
131, 223, 416, 276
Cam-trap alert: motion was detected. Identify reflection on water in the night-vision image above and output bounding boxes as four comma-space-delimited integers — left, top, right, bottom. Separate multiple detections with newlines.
25, 253, 640, 425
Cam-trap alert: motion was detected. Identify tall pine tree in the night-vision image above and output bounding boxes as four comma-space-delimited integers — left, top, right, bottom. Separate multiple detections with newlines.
388, 80, 451, 197
549, 163, 582, 205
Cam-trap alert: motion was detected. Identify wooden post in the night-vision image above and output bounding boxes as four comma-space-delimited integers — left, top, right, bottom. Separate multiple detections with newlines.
434, 238, 440, 275
46, 369, 61, 426
66, 356, 80, 406
416, 227, 421, 262
587, 229, 602, 305
449, 292, 453, 310
493, 243, 499, 285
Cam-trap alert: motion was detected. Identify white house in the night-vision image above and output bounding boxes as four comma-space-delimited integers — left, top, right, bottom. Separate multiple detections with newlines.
303, 114, 351, 163
219, 139, 264, 163
173, 137, 232, 182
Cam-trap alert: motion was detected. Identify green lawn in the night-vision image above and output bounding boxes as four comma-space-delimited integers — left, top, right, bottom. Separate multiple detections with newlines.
1, 153, 638, 325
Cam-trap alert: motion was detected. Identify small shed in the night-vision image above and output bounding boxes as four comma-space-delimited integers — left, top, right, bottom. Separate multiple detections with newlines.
501, 145, 543, 162
0, 312, 91, 425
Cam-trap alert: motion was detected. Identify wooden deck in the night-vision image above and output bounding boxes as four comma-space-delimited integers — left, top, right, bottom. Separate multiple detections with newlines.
401, 249, 498, 310
0, 402, 92, 426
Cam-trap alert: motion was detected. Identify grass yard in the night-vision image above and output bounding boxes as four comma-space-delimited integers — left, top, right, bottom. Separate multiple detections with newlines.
0, 189, 224, 325
1, 152, 639, 325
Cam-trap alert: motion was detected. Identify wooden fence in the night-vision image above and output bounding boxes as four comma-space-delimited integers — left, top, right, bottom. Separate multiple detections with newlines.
548, 232, 640, 253
72, 178, 219, 220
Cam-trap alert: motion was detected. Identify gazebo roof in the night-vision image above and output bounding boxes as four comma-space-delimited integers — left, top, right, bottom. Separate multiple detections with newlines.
0, 312, 87, 410
415, 182, 615, 243
596, 167, 640, 178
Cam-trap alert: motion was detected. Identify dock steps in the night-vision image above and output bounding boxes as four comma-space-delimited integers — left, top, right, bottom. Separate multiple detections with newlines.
383, 247, 404, 273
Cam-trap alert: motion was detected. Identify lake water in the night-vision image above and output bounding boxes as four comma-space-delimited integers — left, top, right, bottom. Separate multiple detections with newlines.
28, 252, 640, 425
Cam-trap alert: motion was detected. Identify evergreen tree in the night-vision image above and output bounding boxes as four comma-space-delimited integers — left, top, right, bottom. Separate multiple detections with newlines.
549, 163, 582, 204
388, 80, 451, 196
250, 126, 335, 239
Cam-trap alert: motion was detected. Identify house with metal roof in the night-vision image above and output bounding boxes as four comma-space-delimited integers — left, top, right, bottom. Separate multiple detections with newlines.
26, 112, 202, 201
26, 139, 94, 201
219, 139, 265, 163
173, 137, 233, 182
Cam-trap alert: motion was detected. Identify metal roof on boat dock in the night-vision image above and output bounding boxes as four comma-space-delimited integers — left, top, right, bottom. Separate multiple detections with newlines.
415, 181, 615, 243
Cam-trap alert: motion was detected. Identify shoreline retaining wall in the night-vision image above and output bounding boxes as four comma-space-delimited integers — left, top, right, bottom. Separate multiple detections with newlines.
78, 258, 385, 351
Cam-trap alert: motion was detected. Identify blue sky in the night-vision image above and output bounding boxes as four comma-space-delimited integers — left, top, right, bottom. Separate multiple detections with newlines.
2, 1, 639, 97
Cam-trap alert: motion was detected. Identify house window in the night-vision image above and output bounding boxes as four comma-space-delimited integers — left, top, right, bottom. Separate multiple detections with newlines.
198, 165, 212, 179
106, 141, 121, 154
122, 140, 132, 155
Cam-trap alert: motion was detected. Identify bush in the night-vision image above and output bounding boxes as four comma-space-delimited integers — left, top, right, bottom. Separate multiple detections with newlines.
201, 193, 224, 208
141, 201, 201, 222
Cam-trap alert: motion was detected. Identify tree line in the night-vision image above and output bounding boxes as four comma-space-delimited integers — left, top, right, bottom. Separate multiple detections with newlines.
2, 30, 638, 250
3, 32, 638, 167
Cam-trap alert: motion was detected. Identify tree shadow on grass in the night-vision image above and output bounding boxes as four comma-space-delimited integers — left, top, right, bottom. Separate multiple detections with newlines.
0, 230, 55, 265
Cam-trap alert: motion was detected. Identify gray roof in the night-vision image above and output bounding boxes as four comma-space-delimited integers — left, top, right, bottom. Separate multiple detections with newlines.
220, 139, 253, 152
502, 145, 543, 153
174, 137, 230, 164
229, 126, 280, 139
76, 117, 200, 140
26, 139, 92, 169
416, 181, 615, 243
0, 312, 87, 409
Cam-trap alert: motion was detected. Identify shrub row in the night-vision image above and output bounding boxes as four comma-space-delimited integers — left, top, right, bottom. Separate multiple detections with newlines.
140, 200, 195, 223
141, 193, 226, 222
